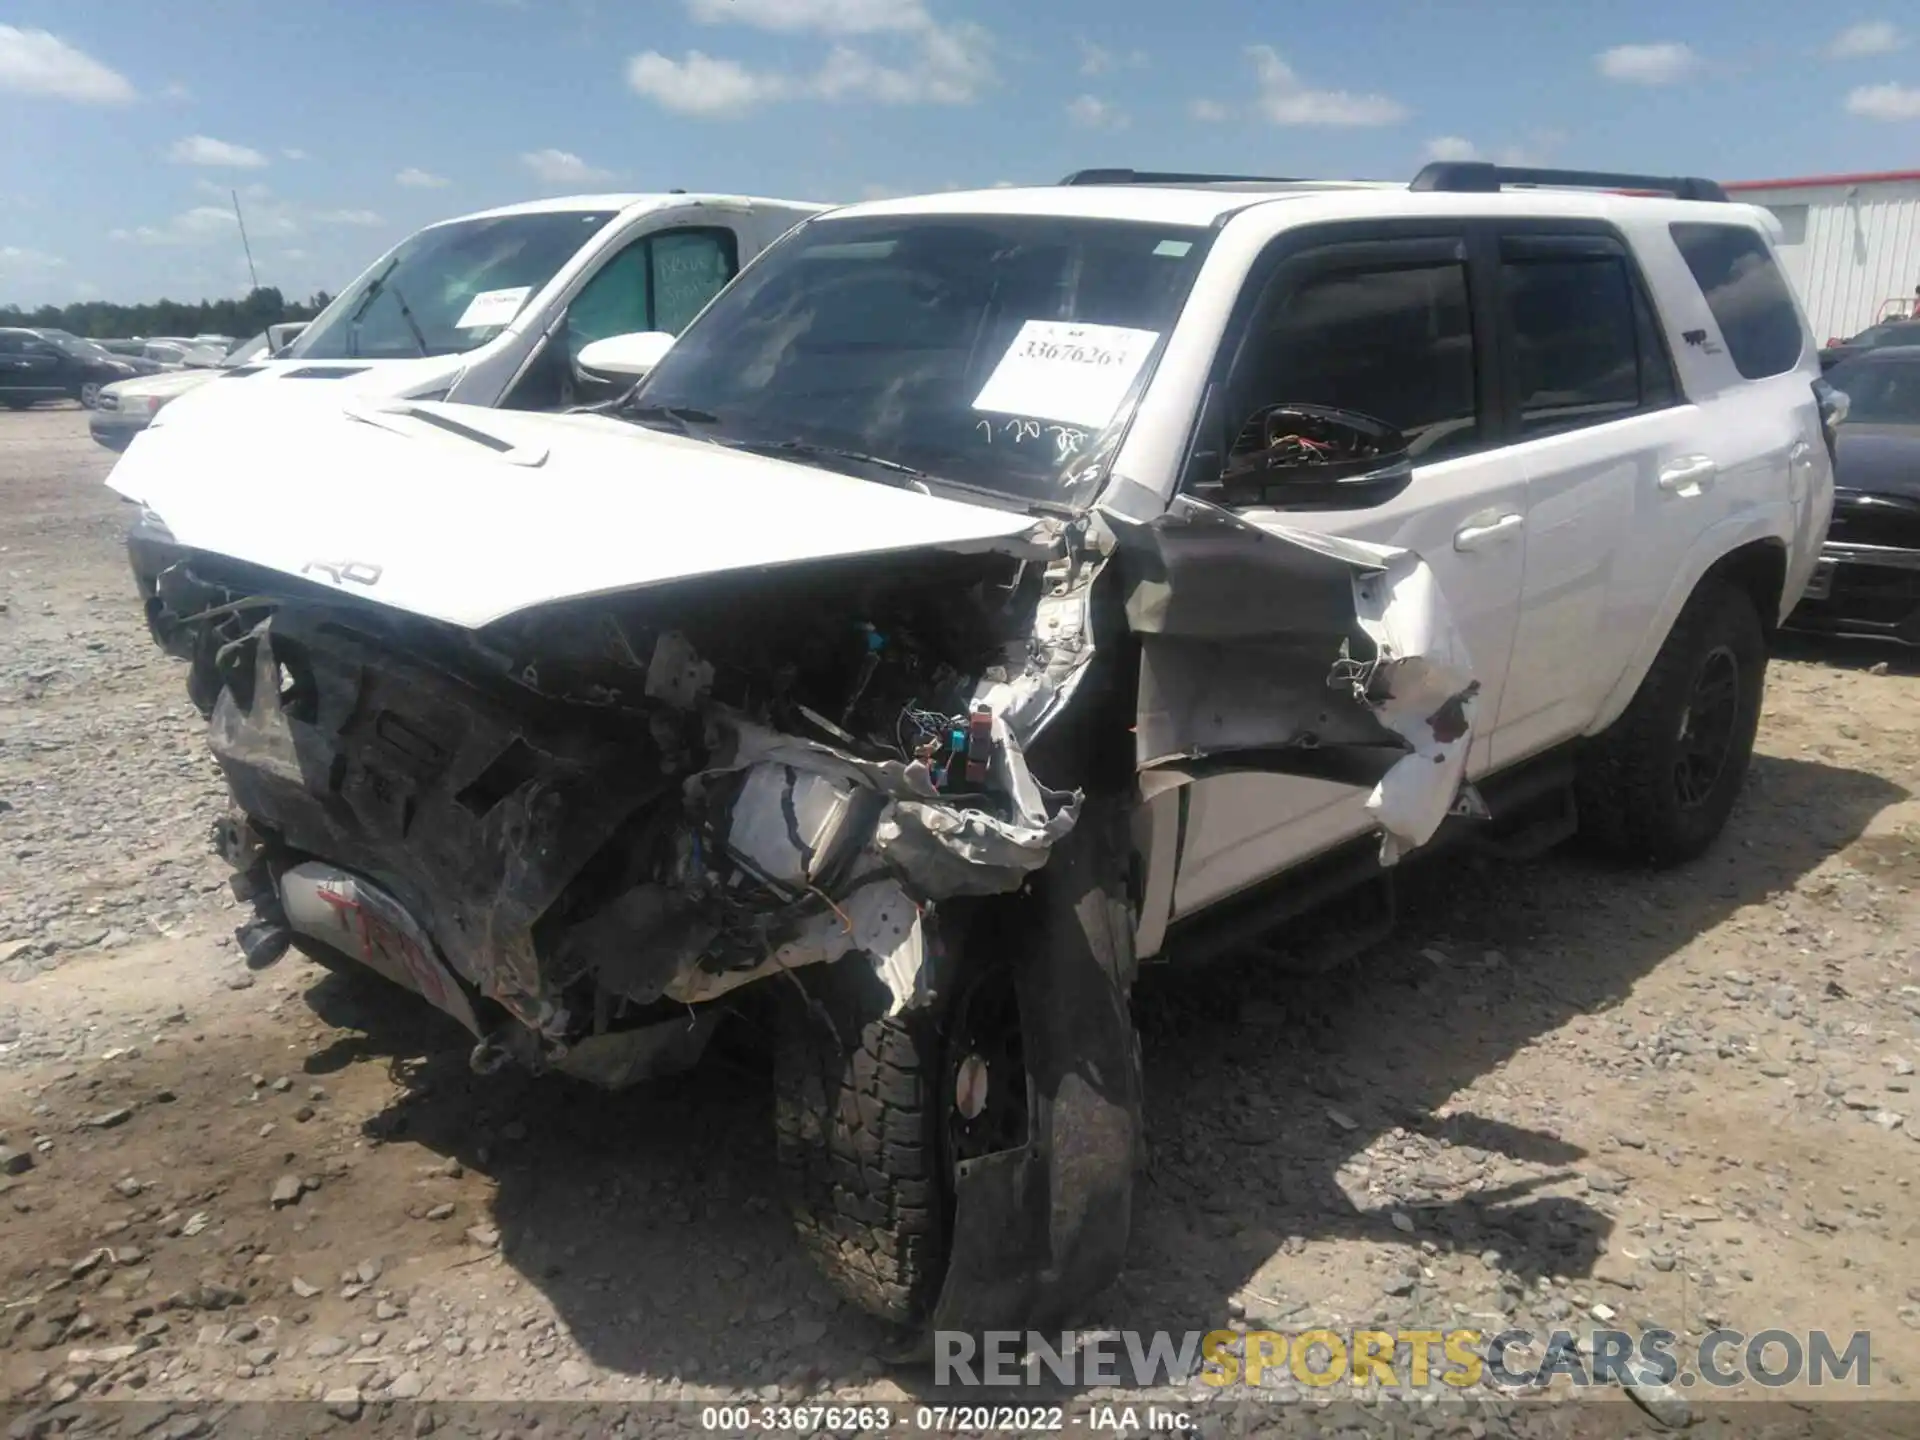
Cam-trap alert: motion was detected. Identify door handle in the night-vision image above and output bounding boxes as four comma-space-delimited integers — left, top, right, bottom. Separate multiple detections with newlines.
1658, 454, 1718, 494
1453, 513, 1524, 552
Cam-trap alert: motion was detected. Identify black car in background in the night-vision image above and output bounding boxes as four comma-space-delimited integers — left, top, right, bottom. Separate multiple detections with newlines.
1819, 318, 1920, 372
1789, 347, 1920, 643
0, 328, 148, 408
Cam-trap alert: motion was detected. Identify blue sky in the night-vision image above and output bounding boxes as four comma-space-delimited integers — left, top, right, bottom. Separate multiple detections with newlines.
3, 0, 1919, 308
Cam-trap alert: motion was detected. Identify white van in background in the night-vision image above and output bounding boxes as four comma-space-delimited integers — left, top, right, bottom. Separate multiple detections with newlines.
140, 191, 830, 434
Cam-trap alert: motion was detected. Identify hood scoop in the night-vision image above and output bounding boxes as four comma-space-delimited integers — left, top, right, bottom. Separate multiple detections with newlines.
339, 401, 550, 468
283, 365, 373, 379
221, 365, 269, 378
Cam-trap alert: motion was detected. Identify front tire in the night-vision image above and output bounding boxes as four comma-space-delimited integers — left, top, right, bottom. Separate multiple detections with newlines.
773, 961, 947, 1325
78, 382, 101, 409
1576, 578, 1767, 866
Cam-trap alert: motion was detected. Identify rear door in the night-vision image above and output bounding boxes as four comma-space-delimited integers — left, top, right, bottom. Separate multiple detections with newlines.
1141, 227, 1531, 916
1483, 226, 1697, 765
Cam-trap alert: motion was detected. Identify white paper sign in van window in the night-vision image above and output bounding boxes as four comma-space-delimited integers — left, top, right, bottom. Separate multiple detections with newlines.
454, 286, 533, 330
972, 320, 1162, 430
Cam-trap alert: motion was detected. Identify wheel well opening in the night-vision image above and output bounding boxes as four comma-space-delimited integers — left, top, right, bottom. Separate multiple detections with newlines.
1706, 541, 1787, 639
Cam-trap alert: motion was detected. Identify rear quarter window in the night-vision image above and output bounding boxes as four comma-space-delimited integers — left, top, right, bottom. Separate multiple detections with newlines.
1667, 222, 1805, 380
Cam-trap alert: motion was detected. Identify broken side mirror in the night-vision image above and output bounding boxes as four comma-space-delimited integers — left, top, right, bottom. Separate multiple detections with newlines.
1214, 403, 1415, 511
575, 330, 676, 383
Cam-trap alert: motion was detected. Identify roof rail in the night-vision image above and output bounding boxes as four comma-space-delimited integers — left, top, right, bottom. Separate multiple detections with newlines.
1409, 161, 1729, 203
1057, 168, 1307, 186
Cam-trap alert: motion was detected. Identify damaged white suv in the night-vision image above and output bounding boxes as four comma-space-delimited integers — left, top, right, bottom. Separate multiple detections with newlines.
105, 161, 1835, 1339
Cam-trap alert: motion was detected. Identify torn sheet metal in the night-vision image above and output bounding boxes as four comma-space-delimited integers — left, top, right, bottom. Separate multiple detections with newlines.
714, 714, 1083, 903
662, 875, 929, 1012
1350, 553, 1480, 866
1112, 493, 1478, 861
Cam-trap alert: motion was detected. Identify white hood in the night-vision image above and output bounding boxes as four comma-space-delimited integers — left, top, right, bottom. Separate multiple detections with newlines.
105, 400, 1041, 630
150, 353, 465, 423
103, 367, 224, 402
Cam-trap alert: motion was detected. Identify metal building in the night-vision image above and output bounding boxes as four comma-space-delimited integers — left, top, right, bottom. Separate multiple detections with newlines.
1722, 170, 1920, 344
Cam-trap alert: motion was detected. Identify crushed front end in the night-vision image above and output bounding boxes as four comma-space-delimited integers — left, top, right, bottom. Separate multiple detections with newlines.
163, 531, 1092, 1087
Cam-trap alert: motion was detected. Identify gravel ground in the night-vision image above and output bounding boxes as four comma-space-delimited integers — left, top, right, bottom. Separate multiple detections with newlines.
2, 404, 1917, 1435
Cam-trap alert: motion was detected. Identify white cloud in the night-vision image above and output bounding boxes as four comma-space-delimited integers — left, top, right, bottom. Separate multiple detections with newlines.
628, 16, 992, 116
635, 0, 994, 116
1066, 94, 1127, 131
1189, 98, 1230, 122
1596, 42, 1699, 85
0, 245, 64, 269
1424, 135, 1479, 161
167, 135, 269, 168
1828, 21, 1904, 58
396, 166, 451, 188
1078, 39, 1146, 76
161, 80, 192, 102
282, 148, 308, 160
626, 50, 791, 116
315, 209, 384, 227
520, 148, 614, 184
0, 25, 135, 104
112, 206, 238, 245
811, 27, 993, 104
1846, 81, 1920, 119
1247, 45, 1407, 126
112, 197, 302, 246
686, 0, 927, 33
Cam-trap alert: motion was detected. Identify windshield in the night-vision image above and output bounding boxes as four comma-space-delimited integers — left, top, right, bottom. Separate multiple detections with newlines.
41, 332, 111, 361
628, 213, 1216, 508
1830, 357, 1920, 424
288, 209, 618, 360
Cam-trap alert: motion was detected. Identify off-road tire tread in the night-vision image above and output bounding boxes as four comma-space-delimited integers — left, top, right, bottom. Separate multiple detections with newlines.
1576, 578, 1765, 867
773, 986, 942, 1325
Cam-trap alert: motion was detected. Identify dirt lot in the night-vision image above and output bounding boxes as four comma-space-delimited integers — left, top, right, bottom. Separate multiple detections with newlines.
2, 403, 1917, 1431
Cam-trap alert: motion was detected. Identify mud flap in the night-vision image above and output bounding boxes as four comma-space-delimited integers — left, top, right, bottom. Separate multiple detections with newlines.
920, 799, 1142, 1343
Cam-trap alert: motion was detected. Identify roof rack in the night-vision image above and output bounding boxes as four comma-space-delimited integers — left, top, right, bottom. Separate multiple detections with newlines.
1409, 161, 1729, 204
1057, 168, 1307, 186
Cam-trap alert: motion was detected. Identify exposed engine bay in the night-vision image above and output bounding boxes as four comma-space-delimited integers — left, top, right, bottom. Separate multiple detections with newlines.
156, 529, 1102, 1085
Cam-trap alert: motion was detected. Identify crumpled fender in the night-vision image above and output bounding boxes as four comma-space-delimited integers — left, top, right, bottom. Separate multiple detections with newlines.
912, 797, 1142, 1347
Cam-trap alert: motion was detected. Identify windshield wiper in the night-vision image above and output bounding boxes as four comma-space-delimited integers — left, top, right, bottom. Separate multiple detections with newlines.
345, 260, 401, 359
387, 282, 430, 357
619, 403, 721, 435
726, 438, 939, 492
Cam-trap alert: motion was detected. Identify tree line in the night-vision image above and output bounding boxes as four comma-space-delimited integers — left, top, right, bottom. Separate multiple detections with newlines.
0, 287, 334, 341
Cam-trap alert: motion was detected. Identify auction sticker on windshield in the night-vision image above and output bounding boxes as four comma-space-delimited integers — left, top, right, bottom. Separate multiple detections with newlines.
454, 286, 533, 330
973, 320, 1160, 430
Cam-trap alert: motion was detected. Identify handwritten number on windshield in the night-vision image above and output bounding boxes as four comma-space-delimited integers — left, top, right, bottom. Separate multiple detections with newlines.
975, 418, 1087, 459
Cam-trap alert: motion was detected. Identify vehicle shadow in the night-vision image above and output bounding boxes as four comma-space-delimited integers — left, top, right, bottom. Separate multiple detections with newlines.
305, 749, 1903, 1398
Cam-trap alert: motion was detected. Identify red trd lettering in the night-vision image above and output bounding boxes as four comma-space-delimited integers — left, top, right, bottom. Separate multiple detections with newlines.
313, 885, 451, 1009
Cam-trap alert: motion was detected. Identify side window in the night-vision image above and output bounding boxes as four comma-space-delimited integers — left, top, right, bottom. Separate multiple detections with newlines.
1499, 247, 1677, 435
562, 226, 739, 360
565, 240, 652, 361
1229, 258, 1481, 465
0, 334, 20, 355
1668, 222, 1805, 380
650, 228, 738, 333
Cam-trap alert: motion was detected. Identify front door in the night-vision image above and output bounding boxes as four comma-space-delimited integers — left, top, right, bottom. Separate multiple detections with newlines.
1151, 230, 1530, 916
